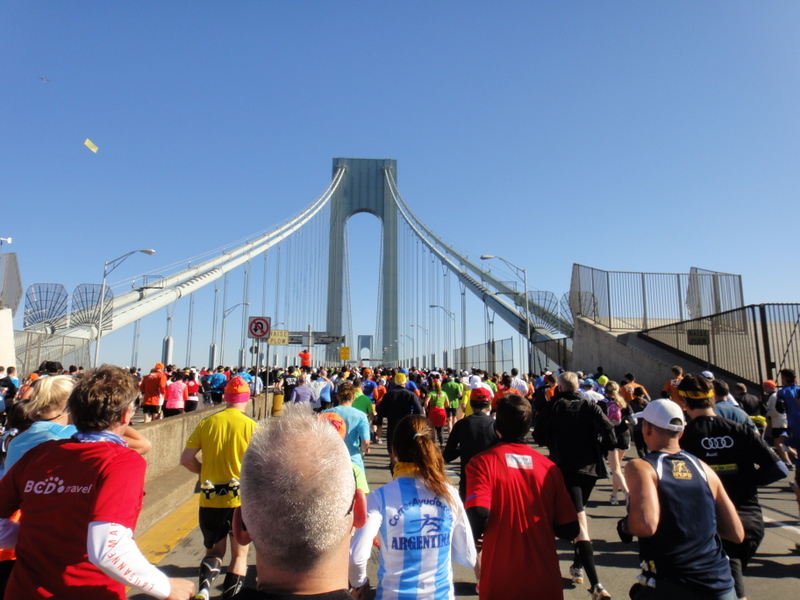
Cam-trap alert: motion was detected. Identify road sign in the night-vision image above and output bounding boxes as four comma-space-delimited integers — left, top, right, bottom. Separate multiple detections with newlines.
687, 329, 710, 346
248, 317, 271, 339
339, 346, 350, 360
269, 329, 289, 346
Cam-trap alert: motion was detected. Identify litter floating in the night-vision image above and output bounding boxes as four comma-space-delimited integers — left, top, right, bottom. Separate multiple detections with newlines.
84, 138, 98, 153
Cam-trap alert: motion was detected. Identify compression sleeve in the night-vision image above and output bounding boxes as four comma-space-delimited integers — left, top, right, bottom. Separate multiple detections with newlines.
87, 521, 171, 599
349, 491, 383, 587
0, 518, 19, 549
450, 493, 477, 568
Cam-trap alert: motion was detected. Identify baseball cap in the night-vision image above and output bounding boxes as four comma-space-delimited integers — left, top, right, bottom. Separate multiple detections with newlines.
468, 375, 483, 389
700, 370, 715, 381
634, 399, 685, 432
762, 380, 777, 391
224, 376, 251, 403
580, 378, 596, 388
155, 363, 165, 370
470, 387, 492, 403
394, 372, 408, 385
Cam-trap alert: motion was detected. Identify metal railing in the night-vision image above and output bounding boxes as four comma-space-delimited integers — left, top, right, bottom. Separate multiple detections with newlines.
456, 338, 514, 374
640, 304, 800, 387
15, 330, 92, 375
569, 264, 744, 331
531, 338, 572, 373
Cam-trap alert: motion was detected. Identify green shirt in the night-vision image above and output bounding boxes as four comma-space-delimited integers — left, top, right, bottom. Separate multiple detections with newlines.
352, 392, 374, 416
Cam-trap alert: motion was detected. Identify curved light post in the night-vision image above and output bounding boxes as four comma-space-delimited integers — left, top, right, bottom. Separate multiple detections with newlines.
400, 333, 415, 367
220, 302, 250, 366
94, 249, 155, 367
410, 324, 429, 368
481, 254, 531, 375
429, 305, 456, 368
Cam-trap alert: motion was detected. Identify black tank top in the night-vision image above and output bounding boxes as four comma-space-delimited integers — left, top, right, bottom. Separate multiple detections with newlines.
639, 450, 734, 594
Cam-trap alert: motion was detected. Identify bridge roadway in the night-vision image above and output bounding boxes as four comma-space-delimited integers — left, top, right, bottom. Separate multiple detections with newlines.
130, 433, 800, 599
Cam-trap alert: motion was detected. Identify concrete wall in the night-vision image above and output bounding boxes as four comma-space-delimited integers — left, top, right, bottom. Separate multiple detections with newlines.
136, 392, 272, 535
571, 316, 720, 397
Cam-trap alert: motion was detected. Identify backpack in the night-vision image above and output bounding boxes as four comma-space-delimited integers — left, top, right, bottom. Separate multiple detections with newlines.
606, 400, 622, 426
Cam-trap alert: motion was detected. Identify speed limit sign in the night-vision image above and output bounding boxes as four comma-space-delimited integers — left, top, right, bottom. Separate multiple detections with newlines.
248, 317, 271, 339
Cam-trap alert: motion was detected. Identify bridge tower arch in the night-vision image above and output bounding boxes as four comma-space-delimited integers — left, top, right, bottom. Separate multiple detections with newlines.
327, 158, 398, 363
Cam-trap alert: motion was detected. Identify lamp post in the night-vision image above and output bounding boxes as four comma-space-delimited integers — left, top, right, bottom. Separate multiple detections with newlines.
410, 324, 429, 368
220, 302, 250, 366
401, 333, 415, 367
429, 305, 456, 369
94, 249, 155, 367
480, 254, 532, 376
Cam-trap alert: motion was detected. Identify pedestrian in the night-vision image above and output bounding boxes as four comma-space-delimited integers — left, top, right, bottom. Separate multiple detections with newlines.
231, 406, 367, 599
180, 376, 256, 600
349, 414, 476, 600
140, 362, 167, 422
620, 399, 743, 599
678, 374, 788, 600
466, 394, 579, 600
0, 366, 194, 600
323, 382, 371, 475
602, 381, 632, 505
443, 387, 496, 501
534, 371, 614, 599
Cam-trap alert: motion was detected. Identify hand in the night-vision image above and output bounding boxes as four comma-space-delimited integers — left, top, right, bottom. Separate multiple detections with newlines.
165, 578, 196, 600
351, 579, 371, 600
616, 516, 633, 544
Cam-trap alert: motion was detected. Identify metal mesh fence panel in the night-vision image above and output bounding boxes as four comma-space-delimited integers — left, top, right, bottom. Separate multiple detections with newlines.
570, 264, 743, 331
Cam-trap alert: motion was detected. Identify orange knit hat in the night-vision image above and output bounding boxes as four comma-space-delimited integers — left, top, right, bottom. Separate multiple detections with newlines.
224, 376, 251, 403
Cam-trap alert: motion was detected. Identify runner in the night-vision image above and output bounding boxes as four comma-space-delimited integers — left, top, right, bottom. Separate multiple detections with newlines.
180, 376, 256, 600
349, 414, 476, 600
0, 366, 195, 600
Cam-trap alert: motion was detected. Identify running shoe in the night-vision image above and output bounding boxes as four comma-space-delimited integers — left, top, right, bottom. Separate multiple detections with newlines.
569, 565, 584, 584
590, 583, 611, 599
609, 493, 619, 506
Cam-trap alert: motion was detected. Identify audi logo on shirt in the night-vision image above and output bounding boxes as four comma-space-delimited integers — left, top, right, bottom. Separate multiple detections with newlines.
701, 436, 734, 450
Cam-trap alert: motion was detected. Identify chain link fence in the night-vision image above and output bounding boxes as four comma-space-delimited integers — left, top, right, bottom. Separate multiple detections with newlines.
15, 330, 92, 375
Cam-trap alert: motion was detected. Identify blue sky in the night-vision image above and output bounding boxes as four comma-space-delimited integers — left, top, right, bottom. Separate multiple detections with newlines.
2, 2, 799, 368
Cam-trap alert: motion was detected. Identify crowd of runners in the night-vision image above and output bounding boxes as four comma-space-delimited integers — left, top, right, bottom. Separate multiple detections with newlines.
0, 357, 798, 600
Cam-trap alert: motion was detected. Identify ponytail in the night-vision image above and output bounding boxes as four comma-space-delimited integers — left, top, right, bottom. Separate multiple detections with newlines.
392, 415, 454, 506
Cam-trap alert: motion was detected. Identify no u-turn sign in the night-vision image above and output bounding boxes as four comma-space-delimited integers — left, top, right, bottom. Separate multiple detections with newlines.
248, 317, 271, 339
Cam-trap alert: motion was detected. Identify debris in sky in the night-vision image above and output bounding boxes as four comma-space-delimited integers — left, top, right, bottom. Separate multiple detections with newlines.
38, 77, 50, 82
84, 138, 99, 153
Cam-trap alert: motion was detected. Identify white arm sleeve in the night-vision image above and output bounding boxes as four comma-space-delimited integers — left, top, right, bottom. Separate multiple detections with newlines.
0, 518, 19, 549
349, 492, 383, 587
449, 489, 477, 568
87, 521, 171, 599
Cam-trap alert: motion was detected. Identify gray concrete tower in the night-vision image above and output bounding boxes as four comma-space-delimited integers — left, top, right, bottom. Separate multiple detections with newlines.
326, 158, 398, 363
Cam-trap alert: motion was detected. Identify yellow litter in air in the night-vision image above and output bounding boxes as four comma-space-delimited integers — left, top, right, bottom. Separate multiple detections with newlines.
84, 138, 99, 153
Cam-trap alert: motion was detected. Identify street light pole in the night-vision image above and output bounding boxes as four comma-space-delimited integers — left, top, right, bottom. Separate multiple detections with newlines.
429, 305, 456, 369
94, 249, 155, 367
220, 302, 250, 366
480, 254, 532, 375
401, 333, 415, 368
410, 324, 429, 368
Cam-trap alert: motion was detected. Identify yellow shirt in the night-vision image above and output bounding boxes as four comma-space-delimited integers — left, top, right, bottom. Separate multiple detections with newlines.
185, 408, 256, 508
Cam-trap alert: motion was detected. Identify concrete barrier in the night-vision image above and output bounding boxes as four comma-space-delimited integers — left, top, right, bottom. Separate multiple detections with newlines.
135, 392, 271, 535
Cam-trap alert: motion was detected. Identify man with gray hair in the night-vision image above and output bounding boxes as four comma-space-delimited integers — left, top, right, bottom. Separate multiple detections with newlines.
231, 406, 367, 599
534, 371, 615, 600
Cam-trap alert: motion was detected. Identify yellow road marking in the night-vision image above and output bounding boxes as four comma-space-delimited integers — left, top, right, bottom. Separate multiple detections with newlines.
137, 494, 199, 565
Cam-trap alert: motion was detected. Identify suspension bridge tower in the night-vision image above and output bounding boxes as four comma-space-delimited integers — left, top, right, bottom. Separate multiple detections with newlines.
327, 158, 399, 363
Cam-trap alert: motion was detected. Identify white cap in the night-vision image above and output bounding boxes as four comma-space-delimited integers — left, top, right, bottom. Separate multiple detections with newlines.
634, 399, 685, 432
700, 370, 715, 381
